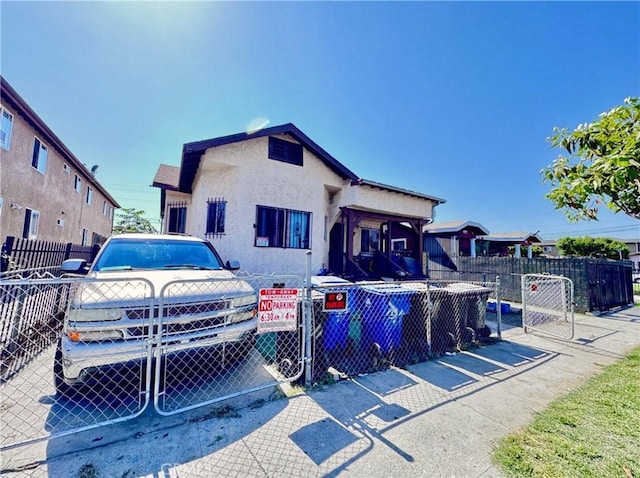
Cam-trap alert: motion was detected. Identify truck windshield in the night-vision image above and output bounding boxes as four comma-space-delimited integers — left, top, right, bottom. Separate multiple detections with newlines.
92, 238, 224, 271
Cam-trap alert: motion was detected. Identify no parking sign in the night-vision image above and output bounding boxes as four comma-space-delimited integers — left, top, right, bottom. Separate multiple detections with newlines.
257, 288, 299, 333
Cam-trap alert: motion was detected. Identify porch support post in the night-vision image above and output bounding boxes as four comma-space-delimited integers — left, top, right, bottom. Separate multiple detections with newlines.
344, 208, 354, 267
385, 221, 392, 259
515, 244, 522, 258
418, 219, 424, 276
527, 244, 533, 259
470, 237, 477, 257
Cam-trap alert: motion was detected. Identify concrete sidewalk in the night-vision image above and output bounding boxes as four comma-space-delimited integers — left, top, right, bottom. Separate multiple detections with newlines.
2, 306, 638, 478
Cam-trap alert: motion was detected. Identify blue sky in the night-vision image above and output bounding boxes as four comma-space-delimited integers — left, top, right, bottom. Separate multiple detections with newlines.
2, 1, 639, 240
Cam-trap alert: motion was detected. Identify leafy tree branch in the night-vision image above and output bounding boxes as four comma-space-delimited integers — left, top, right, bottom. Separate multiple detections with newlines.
542, 97, 640, 221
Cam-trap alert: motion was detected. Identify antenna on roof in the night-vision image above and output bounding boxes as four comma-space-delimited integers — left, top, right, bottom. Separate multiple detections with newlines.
91, 165, 99, 176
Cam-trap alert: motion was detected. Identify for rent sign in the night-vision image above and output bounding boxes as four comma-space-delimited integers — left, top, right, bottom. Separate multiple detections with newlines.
257, 288, 299, 333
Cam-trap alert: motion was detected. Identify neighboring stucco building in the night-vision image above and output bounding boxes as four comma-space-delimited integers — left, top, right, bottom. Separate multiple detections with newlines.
0, 76, 119, 245
152, 123, 445, 277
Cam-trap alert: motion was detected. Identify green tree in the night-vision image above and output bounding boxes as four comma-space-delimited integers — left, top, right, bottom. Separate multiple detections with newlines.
113, 208, 157, 234
508, 245, 543, 258
542, 97, 640, 221
556, 237, 629, 260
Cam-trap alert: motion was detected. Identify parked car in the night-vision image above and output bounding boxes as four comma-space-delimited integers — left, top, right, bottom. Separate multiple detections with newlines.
55, 233, 258, 394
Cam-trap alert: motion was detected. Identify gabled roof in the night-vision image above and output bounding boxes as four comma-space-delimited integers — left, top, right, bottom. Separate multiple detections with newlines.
0, 76, 120, 208
178, 123, 359, 193
424, 220, 488, 235
479, 232, 543, 243
356, 179, 446, 204
152, 164, 180, 190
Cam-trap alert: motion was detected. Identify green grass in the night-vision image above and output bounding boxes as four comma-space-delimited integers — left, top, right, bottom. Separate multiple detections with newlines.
633, 282, 640, 295
493, 346, 640, 478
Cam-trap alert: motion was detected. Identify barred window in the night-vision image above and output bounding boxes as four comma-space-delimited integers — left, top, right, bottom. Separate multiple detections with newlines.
167, 202, 187, 234
206, 198, 226, 237
255, 205, 311, 249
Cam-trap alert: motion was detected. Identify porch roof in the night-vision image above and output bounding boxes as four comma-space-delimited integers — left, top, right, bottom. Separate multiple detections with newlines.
479, 232, 543, 244
424, 220, 489, 235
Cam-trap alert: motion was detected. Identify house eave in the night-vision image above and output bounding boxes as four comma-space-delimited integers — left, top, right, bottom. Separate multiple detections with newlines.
355, 179, 447, 204
178, 123, 360, 193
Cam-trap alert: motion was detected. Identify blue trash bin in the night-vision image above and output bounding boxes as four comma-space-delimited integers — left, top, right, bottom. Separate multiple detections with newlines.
311, 276, 354, 353
359, 284, 414, 355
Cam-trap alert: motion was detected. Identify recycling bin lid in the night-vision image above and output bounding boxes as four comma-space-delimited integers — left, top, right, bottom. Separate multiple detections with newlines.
444, 282, 492, 293
358, 283, 407, 294
311, 276, 353, 286
400, 282, 430, 290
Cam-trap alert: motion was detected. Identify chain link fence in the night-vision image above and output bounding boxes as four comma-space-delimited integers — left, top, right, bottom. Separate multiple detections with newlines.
308, 279, 503, 383
1, 271, 506, 452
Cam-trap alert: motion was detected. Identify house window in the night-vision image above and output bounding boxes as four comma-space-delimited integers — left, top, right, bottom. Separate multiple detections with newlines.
167, 203, 187, 233
268, 137, 303, 166
86, 187, 93, 205
360, 228, 380, 253
109, 206, 114, 219
206, 198, 226, 237
63, 163, 70, 173
392, 238, 407, 251
74, 174, 82, 192
0, 198, 3, 221
57, 218, 65, 227
255, 206, 311, 249
22, 209, 40, 240
1, 108, 13, 150
81, 228, 89, 246
31, 138, 48, 174
102, 200, 108, 216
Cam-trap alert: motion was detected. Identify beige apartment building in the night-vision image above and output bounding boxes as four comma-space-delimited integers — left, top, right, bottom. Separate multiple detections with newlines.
0, 76, 119, 245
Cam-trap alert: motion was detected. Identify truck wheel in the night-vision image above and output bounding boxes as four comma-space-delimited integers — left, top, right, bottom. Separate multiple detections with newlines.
53, 339, 71, 397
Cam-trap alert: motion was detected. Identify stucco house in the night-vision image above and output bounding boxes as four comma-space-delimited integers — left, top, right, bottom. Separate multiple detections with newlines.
0, 76, 119, 245
477, 231, 543, 258
152, 123, 445, 278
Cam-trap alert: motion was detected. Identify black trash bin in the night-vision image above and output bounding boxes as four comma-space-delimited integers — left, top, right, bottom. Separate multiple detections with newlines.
444, 283, 493, 344
400, 282, 432, 362
425, 286, 456, 354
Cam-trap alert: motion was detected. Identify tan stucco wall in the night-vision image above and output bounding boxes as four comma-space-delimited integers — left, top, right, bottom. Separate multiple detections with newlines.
163, 134, 437, 275
341, 184, 435, 219
185, 135, 349, 275
0, 102, 115, 245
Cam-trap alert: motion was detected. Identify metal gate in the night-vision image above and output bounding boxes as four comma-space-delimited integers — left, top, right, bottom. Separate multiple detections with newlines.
0, 275, 154, 451
522, 274, 574, 339
153, 274, 305, 415
0, 272, 305, 450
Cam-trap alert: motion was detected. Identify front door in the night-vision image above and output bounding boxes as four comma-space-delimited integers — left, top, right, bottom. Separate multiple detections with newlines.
328, 223, 344, 275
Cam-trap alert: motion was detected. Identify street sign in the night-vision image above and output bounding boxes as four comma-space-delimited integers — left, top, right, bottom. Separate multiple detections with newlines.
257, 288, 299, 333
323, 291, 348, 311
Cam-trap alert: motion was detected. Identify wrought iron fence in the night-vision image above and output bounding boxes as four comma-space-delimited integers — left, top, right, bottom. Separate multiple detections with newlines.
1, 236, 99, 275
